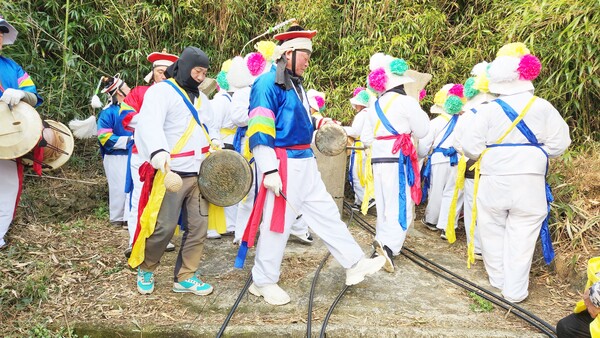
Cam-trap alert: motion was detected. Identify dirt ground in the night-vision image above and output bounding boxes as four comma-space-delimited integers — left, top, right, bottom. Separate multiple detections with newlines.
0, 139, 598, 337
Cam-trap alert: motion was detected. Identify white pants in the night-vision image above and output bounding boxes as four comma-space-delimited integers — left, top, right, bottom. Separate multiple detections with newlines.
477, 174, 547, 302
126, 153, 144, 245
373, 162, 413, 255
225, 205, 237, 233
102, 154, 130, 223
0, 159, 20, 247
436, 165, 459, 231
350, 151, 366, 204
235, 162, 259, 243
424, 162, 451, 224
252, 157, 364, 286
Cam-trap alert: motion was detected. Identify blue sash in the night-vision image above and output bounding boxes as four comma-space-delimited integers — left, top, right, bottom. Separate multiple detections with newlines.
233, 126, 247, 153
492, 98, 554, 265
420, 114, 459, 203
164, 79, 209, 132
374, 99, 415, 231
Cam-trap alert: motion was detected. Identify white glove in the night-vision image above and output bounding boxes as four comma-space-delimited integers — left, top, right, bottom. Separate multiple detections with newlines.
263, 171, 282, 196
150, 151, 171, 173
210, 138, 224, 153
0, 88, 26, 106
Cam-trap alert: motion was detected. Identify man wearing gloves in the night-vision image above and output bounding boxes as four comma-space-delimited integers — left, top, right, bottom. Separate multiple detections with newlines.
129, 46, 220, 296
237, 25, 385, 306
0, 15, 43, 249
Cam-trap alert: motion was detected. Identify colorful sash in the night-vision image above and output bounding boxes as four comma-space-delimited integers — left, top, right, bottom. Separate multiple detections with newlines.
491, 98, 554, 265
374, 98, 421, 231
128, 79, 209, 268
235, 144, 310, 268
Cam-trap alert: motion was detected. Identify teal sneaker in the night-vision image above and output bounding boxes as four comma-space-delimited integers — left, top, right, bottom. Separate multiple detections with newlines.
173, 276, 213, 296
137, 268, 154, 295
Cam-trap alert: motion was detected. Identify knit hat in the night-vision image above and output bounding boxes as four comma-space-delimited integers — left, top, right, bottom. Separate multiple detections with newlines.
464, 61, 497, 110
143, 50, 178, 83
487, 42, 541, 95
431, 83, 466, 115
349, 87, 372, 108
0, 15, 18, 45
307, 89, 326, 112
367, 53, 414, 93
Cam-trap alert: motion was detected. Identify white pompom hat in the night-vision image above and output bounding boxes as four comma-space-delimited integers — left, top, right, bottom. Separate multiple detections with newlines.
487, 43, 541, 96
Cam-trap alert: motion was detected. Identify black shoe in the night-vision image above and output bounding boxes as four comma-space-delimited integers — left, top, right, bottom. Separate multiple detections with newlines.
421, 218, 438, 231
367, 198, 375, 209
351, 203, 361, 211
124, 246, 132, 258
373, 239, 394, 273
440, 230, 447, 240
221, 231, 235, 237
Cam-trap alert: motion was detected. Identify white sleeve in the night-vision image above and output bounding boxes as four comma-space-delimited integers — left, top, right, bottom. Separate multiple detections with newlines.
407, 100, 430, 139
135, 85, 170, 159
198, 93, 220, 140
344, 109, 366, 138
542, 104, 571, 158
230, 88, 251, 127
417, 118, 436, 159
461, 108, 490, 160
360, 114, 374, 147
252, 145, 279, 173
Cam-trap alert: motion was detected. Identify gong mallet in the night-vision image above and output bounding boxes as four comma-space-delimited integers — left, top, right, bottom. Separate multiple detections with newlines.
279, 190, 303, 220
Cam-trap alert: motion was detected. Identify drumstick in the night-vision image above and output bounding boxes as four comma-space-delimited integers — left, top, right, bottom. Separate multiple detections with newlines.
279, 190, 303, 220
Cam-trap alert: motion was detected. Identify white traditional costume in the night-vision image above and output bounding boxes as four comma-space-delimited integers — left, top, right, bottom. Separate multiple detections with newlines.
419, 84, 466, 239
360, 53, 430, 272
235, 26, 385, 306
344, 87, 374, 209
459, 43, 571, 302
0, 16, 43, 249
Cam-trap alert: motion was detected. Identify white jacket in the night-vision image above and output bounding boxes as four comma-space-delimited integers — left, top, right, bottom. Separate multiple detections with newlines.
135, 81, 218, 174
361, 92, 429, 159
459, 92, 571, 176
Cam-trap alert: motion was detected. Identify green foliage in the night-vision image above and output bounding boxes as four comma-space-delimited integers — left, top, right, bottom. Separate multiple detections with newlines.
1, 0, 597, 141
93, 205, 108, 220
28, 323, 90, 338
468, 292, 494, 312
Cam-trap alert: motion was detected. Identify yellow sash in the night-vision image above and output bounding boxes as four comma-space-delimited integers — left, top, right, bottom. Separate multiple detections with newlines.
128, 118, 198, 268
465, 96, 537, 267
220, 127, 237, 137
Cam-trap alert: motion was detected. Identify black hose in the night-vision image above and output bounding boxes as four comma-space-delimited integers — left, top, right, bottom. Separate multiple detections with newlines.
319, 285, 350, 338
343, 201, 557, 338
215, 273, 253, 338
307, 253, 331, 338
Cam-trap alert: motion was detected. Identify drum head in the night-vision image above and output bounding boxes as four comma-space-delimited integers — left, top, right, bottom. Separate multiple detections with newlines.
0, 102, 43, 159
22, 120, 75, 170
198, 149, 253, 207
315, 123, 347, 156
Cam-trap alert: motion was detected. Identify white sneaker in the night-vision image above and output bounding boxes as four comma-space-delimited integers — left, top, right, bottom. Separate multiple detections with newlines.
166, 242, 176, 252
474, 252, 483, 261
345, 256, 386, 286
248, 282, 291, 305
207, 230, 221, 239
